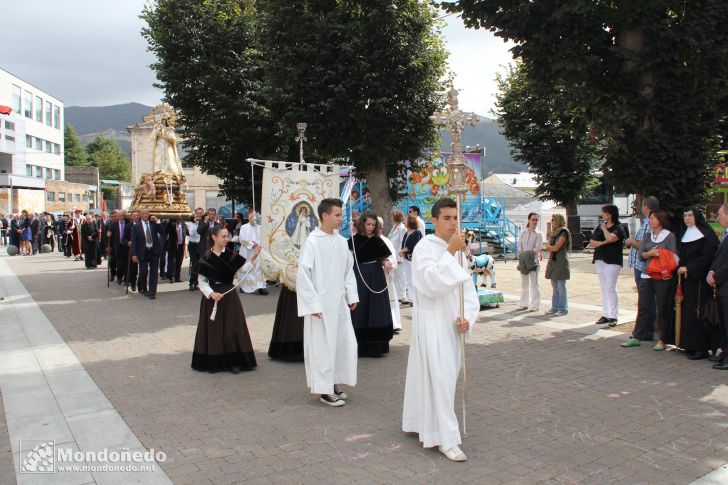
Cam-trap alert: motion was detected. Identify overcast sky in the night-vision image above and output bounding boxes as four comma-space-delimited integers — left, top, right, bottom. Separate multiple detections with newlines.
2, 1, 515, 116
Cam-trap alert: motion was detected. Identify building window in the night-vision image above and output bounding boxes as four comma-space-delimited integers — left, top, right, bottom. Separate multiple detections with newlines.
53, 169, 60, 180
53, 105, 61, 129
26, 164, 32, 176
23, 91, 32, 118
58, 192, 66, 202
34, 137, 42, 151
82, 193, 88, 202
26, 134, 32, 147
47, 192, 55, 202
45, 168, 52, 178
35, 96, 43, 122
53, 143, 60, 155
4, 134, 14, 142
4, 121, 15, 131
12, 85, 21, 114
45, 142, 52, 153
35, 166, 43, 178
44, 101, 52, 127
75, 194, 80, 203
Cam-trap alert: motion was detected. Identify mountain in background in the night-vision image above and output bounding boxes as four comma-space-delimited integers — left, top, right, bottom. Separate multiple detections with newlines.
64, 103, 151, 158
65, 103, 526, 175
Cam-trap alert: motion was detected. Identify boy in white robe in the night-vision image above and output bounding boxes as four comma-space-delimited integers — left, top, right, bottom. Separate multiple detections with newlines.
296, 198, 359, 407
402, 197, 480, 462
238, 210, 268, 295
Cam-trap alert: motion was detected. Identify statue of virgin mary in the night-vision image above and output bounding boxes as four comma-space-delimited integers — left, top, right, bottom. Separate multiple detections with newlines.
151, 115, 184, 175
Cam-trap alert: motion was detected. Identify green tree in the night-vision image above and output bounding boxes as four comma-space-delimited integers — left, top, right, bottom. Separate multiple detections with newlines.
445, 0, 728, 214
494, 63, 597, 215
85, 135, 131, 182
262, 0, 448, 220
141, 0, 276, 205
64, 124, 88, 167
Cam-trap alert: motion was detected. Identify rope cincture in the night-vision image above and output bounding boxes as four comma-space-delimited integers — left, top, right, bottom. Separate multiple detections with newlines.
208, 262, 257, 321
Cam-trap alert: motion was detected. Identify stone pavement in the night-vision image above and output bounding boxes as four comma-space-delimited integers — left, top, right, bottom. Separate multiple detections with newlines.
1, 251, 728, 484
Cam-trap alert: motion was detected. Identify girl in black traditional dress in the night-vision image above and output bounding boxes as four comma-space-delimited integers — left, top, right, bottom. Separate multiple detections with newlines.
676, 207, 719, 359
348, 211, 393, 357
192, 226, 260, 373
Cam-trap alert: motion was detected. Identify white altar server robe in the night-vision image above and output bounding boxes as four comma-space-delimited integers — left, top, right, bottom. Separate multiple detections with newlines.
296, 228, 359, 395
402, 234, 480, 450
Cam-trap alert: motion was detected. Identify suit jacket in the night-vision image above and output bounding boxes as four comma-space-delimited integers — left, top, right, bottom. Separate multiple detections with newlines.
710, 235, 728, 296
196, 220, 218, 255
131, 220, 164, 258
29, 217, 40, 237
167, 221, 188, 251
109, 219, 130, 255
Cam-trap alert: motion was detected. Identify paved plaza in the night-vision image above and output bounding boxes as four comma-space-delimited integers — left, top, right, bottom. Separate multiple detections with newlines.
1, 251, 728, 484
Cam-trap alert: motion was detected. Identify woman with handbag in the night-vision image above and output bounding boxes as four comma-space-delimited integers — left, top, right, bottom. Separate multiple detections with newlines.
675, 207, 719, 359
516, 212, 542, 311
622, 210, 678, 350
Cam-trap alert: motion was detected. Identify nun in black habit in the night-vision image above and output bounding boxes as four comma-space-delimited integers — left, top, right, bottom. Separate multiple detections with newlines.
192, 225, 259, 373
348, 211, 394, 357
676, 207, 719, 359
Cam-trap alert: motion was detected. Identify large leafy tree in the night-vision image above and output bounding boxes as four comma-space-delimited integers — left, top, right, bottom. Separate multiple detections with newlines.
64, 124, 88, 167
141, 0, 275, 205
495, 63, 597, 215
446, 0, 728, 214
85, 135, 131, 182
262, 0, 448, 220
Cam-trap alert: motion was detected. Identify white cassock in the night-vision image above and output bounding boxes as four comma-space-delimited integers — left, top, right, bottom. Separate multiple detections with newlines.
380, 235, 401, 330
388, 222, 408, 299
297, 228, 359, 395
402, 234, 480, 451
238, 223, 266, 292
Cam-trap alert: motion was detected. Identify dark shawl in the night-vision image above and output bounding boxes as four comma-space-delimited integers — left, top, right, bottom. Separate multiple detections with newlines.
348, 233, 391, 263
198, 249, 246, 285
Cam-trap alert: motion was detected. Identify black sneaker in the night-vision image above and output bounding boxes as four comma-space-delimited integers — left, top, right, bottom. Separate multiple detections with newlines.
258, 288, 269, 295
333, 385, 348, 400
319, 394, 345, 407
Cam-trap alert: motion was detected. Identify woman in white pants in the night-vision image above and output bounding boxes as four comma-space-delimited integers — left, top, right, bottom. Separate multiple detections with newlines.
516, 213, 543, 311
589, 204, 628, 326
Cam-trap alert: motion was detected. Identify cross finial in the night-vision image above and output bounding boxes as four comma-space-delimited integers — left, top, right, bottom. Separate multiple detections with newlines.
430, 86, 479, 195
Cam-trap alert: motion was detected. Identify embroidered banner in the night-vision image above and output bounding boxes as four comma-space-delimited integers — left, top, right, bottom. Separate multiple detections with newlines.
256, 161, 341, 290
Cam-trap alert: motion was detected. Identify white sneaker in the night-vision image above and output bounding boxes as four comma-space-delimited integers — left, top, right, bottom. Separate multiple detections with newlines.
319, 394, 345, 407
333, 385, 348, 400
438, 445, 467, 462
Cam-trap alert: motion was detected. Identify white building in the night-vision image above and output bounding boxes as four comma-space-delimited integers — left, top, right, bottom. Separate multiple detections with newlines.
0, 67, 64, 214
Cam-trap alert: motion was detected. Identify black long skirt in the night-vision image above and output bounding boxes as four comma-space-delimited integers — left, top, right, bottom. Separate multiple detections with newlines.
351, 262, 393, 357
268, 286, 304, 361
191, 284, 257, 372
679, 277, 710, 353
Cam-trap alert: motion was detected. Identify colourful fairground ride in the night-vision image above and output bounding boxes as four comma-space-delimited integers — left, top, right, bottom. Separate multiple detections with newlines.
707, 151, 728, 232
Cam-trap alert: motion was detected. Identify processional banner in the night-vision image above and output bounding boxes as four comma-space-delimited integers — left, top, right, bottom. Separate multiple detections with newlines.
256, 160, 341, 290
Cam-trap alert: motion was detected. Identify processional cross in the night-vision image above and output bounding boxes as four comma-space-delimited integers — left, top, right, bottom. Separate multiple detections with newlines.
430, 86, 479, 437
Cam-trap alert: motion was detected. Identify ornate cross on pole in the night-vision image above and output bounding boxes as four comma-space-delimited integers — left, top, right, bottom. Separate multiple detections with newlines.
296, 122, 307, 164
430, 86, 479, 438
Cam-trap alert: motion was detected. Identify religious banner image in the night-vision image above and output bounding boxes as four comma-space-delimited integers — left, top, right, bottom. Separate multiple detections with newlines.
258, 161, 341, 289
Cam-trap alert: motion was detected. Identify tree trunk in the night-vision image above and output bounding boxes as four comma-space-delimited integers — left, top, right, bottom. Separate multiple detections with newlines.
565, 199, 578, 217
365, 164, 394, 234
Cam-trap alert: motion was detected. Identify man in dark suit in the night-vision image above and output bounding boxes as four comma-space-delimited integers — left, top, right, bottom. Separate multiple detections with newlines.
708, 204, 728, 370
121, 210, 140, 292
104, 211, 118, 281
166, 219, 188, 283
158, 220, 169, 280
196, 207, 218, 257
107, 210, 129, 284
29, 212, 40, 255
131, 209, 165, 299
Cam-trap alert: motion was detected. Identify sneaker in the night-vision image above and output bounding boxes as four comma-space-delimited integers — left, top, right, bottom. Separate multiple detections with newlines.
333, 385, 348, 400
438, 445, 467, 462
258, 288, 269, 295
544, 309, 556, 315
319, 394, 345, 407
491, 283, 497, 288
515, 306, 528, 311
621, 338, 641, 347
553, 311, 568, 316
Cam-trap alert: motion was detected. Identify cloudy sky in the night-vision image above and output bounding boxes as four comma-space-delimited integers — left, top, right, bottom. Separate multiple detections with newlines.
3, 1, 515, 116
